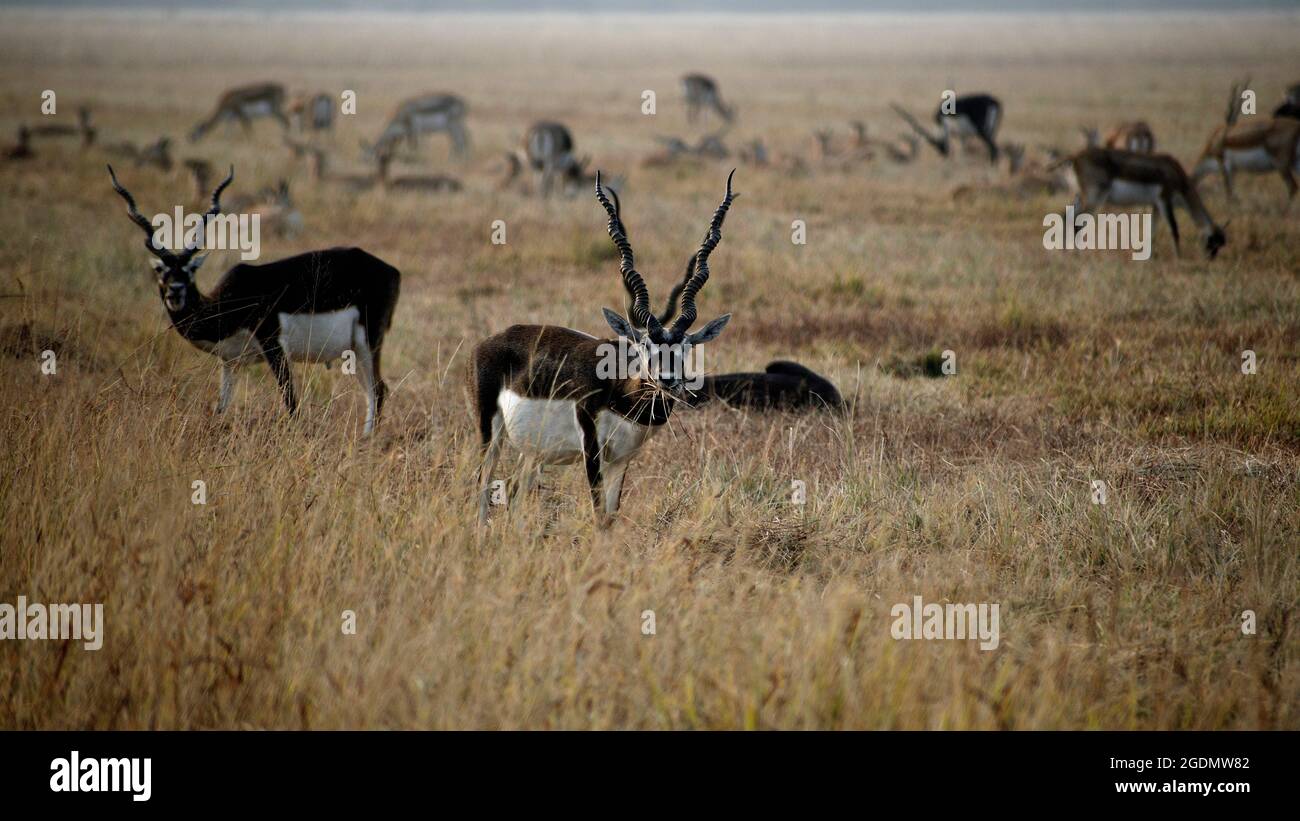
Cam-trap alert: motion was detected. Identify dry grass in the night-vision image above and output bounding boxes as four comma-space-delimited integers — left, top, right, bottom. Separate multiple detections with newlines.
0, 9, 1297, 729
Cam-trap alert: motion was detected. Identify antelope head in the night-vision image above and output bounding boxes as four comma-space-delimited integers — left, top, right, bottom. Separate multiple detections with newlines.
595, 170, 735, 400
108, 164, 232, 312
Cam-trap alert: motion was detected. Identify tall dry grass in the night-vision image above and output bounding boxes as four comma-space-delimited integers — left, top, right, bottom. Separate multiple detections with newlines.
0, 10, 1296, 728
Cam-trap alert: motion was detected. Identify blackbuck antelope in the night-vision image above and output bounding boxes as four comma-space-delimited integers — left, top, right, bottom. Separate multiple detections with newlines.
501, 122, 605, 197
892, 93, 1003, 164
1056, 148, 1226, 258
696, 361, 843, 411
376, 150, 462, 193
107, 166, 400, 434
28, 106, 94, 148
190, 82, 289, 143
470, 171, 737, 526
102, 136, 172, 171
361, 93, 469, 161
1082, 121, 1155, 153
683, 73, 734, 124
298, 145, 380, 192
289, 92, 334, 133
1192, 80, 1299, 205
1272, 82, 1300, 121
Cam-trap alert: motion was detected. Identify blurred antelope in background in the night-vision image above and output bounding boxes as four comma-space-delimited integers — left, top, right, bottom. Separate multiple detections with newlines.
892, 93, 1003, 163
683, 73, 735, 125
1193, 79, 1299, 205
1272, 82, 1300, 120
107, 166, 400, 434
189, 82, 290, 142
289, 92, 334, 133
470, 171, 737, 526
1082, 121, 1155, 153
361, 93, 469, 161
501, 122, 610, 197
377, 148, 462, 193
1054, 147, 1226, 258
28, 106, 94, 148
103, 136, 172, 171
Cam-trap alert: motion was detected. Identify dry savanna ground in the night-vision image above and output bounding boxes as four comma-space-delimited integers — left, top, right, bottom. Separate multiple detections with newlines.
1, 10, 1297, 729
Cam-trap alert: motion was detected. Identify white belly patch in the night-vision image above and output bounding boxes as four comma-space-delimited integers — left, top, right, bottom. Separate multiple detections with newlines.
497, 390, 654, 466
1226, 146, 1277, 172
1108, 180, 1162, 205
278, 308, 359, 363
243, 100, 274, 117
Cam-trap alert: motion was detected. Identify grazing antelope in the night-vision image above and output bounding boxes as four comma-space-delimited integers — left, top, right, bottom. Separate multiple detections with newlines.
1272, 82, 1300, 120
1056, 147, 1226, 258
289, 92, 334, 133
189, 82, 290, 143
641, 128, 730, 167
376, 149, 462, 193
1082, 121, 1155, 154
361, 93, 469, 161
1192, 80, 1299, 205
683, 73, 734, 125
501, 122, 602, 197
892, 93, 1003, 164
107, 166, 400, 434
470, 171, 737, 526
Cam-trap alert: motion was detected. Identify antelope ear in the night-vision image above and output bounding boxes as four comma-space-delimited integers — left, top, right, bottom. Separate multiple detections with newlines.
687, 313, 731, 345
183, 253, 208, 273
602, 308, 641, 342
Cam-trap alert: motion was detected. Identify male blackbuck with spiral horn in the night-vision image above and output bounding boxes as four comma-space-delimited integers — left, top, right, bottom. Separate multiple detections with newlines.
1192, 79, 1300, 206
107, 166, 400, 434
892, 93, 1002, 164
470, 171, 737, 526
189, 82, 290, 143
1052, 147, 1227, 259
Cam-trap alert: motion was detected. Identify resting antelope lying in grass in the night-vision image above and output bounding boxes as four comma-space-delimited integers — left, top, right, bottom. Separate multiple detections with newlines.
1082, 121, 1155, 153
470, 171, 737, 526
107, 166, 400, 434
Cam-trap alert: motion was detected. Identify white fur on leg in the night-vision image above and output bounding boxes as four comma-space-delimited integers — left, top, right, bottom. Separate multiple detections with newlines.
602, 461, 628, 517
478, 414, 504, 524
351, 324, 377, 434
217, 361, 236, 413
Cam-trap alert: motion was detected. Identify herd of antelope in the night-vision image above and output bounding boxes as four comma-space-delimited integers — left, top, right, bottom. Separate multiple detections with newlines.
44, 72, 1294, 525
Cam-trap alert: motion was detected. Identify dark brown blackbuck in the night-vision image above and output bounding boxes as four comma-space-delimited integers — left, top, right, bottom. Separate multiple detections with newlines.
469, 171, 738, 526
892, 93, 1003, 164
107, 165, 400, 434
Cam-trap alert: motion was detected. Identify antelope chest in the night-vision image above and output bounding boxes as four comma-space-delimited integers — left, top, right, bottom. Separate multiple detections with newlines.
241, 100, 276, 118
277, 308, 360, 363
1225, 145, 1277, 172
411, 111, 452, 131
497, 390, 655, 466
1108, 180, 1162, 205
